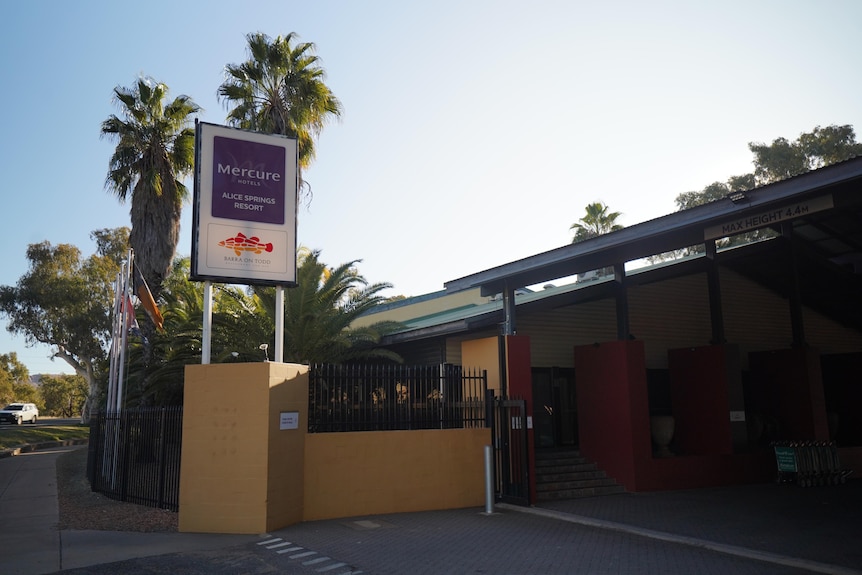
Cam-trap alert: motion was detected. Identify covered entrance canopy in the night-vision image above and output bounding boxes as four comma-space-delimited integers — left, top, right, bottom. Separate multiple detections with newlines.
443, 157, 862, 338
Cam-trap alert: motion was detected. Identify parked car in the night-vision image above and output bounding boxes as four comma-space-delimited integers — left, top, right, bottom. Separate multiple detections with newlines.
0, 403, 39, 425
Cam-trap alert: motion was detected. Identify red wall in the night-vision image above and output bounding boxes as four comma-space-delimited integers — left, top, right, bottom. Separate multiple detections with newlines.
574, 340, 651, 491
749, 347, 829, 440
669, 346, 733, 455
504, 335, 536, 503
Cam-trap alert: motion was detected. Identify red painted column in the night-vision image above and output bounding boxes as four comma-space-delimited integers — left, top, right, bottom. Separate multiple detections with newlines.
668, 345, 737, 455
574, 340, 651, 491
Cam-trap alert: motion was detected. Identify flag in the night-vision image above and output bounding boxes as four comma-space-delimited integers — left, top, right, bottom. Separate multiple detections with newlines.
124, 295, 142, 337
133, 264, 164, 330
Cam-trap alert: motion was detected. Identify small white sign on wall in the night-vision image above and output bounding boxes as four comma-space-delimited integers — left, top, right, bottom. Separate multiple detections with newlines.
729, 411, 746, 422
279, 411, 300, 430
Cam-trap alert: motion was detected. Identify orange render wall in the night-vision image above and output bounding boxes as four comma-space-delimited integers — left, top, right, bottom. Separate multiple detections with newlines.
462, 336, 502, 392
303, 428, 488, 521
179, 363, 308, 534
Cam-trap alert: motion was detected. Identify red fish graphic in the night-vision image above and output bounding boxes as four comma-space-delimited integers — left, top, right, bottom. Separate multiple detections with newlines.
219, 232, 274, 256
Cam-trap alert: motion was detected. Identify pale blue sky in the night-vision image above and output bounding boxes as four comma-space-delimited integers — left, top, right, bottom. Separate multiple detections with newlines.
2, 0, 860, 375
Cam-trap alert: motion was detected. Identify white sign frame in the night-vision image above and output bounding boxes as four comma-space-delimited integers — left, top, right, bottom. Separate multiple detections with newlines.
191, 122, 299, 286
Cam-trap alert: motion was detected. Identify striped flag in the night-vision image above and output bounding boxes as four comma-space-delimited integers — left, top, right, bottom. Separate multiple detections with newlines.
133, 265, 164, 330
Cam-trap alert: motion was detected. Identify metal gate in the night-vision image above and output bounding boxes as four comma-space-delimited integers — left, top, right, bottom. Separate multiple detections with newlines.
489, 393, 530, 505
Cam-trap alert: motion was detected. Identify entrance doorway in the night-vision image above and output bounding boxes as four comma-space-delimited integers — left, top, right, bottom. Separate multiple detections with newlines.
532, 367, 577, 449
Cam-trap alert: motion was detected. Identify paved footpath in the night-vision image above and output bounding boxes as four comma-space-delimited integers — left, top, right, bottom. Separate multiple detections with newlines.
2, 445, 862, 575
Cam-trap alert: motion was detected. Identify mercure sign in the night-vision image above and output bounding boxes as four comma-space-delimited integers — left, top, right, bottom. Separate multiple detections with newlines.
191, 122, 298, 286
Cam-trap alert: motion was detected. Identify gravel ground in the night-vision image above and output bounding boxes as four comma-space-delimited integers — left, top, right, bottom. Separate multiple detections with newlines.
56, 447, 178, 532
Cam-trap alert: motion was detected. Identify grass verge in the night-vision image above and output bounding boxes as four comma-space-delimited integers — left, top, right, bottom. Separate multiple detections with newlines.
0, 425, 90, 451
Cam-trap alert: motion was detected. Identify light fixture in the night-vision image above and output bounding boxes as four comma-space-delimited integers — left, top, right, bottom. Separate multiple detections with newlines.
259, 343, 269, 362
728, 191, 747, 204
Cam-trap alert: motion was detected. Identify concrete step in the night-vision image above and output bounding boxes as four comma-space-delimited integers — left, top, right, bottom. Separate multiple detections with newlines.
534, 449, 625, 501
538, 483, 626, 500
537, 469, 607, 484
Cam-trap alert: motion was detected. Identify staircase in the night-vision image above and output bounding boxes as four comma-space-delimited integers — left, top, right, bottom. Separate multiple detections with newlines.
535, 449, 625, 500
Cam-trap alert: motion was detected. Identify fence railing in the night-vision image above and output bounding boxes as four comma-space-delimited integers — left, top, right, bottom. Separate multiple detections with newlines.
87, 407, 183, 511
86, 365, 488, 507
309, 363, 487, 432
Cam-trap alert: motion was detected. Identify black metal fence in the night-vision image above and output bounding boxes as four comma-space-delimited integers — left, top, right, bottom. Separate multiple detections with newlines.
309, 363, 487, 432
87, 407, 183, 511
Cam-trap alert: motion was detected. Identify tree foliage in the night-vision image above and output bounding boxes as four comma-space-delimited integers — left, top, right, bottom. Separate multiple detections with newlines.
40, 374, 89, 417
101, 77, 200, 299
0, 229, 129, 417
120, 252, 401, 406
0, 352, 29, 405
571, 202, 624, 244
653, 124, 862, 263
676, 124, 862, 212
219, 32, 342, 199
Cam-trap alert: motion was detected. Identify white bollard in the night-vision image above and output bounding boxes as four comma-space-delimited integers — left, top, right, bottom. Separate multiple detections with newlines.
484, 444, 494, 514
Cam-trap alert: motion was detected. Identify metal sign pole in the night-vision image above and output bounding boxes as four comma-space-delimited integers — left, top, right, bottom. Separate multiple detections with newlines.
275, 285, 284, 362
202, 281, 213, 364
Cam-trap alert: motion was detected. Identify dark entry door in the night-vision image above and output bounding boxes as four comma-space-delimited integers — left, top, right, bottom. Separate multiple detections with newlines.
532, 367, 577, 448
490, 397, 529, 505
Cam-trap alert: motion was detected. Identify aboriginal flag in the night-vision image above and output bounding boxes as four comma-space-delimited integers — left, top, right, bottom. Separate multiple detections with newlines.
133, 265, 164, 330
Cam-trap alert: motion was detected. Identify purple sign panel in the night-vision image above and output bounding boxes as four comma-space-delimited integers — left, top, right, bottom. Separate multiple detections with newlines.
211, 136, 286, 224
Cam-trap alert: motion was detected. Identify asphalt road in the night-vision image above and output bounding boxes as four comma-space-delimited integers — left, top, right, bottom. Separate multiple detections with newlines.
0, 416, 81, 430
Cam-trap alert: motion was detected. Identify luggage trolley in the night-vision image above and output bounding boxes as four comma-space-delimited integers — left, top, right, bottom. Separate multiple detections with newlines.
772, 440, 853, 486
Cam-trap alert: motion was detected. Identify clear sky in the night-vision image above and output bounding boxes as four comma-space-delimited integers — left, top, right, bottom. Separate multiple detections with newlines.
2, 0, 861, 376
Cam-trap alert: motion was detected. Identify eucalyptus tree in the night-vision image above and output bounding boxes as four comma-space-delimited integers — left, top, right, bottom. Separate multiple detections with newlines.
0, 229, 128, 418
218, 32, 342, 198
101, 77, 200, 299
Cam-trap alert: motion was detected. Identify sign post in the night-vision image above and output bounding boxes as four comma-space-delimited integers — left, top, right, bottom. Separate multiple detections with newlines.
192, 122, 299, 362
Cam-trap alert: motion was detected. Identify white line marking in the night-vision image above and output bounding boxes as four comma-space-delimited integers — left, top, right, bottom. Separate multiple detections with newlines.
257, 538, 281, 545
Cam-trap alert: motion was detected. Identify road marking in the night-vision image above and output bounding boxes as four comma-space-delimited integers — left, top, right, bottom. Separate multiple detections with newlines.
266, 541, 294, 549
277, 546, 304, 554
257, 538, 281, 545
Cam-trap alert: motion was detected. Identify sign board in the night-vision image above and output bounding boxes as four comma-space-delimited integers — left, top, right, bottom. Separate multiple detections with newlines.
191, 122, 298, 286
279, 411, 300, 430
704, 194, 833, 241
774, 446, 798, 472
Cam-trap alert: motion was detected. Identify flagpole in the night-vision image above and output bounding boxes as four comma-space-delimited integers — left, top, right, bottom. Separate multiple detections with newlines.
107, 271, 122, 412
116, 250, 133, 410
202, 280, 213, 364
275, 285, 284, 363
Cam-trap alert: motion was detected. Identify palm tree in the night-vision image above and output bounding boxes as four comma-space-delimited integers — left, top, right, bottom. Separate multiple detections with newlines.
250, 250, 401, 364
570, 202, 624, 244
101, 77, 200, 299
218, 31, 342, 198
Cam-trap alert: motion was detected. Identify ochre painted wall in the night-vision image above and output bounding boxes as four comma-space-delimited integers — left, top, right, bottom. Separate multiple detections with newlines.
180, 363, 490, 532
179, 363, 308, 534
303, 428, 488, 521
462, 336, 502, 392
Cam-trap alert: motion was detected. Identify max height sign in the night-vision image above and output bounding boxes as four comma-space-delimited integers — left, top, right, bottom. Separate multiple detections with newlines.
191, 122, 298, 286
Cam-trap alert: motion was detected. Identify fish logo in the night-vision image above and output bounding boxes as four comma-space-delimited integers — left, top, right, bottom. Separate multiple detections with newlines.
219, 232, 274, 256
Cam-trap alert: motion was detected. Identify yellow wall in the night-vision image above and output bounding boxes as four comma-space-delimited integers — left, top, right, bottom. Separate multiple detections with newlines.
303, 428, 488, 521
180, 362, 490, 532
351, 288, 488, 328
179, 363, 308, 534
462, 336, 502, 392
